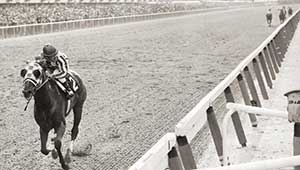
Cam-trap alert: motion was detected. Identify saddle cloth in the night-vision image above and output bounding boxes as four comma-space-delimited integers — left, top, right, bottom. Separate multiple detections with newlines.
55, 70, 79, 94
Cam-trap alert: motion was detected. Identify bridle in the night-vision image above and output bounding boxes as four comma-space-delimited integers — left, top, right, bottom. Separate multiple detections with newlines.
23, 76, 50, 111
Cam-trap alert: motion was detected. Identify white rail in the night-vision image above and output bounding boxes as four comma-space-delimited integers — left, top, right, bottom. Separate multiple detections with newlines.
226, 102, 288, 118
129, 7, 300, 170
223, 103, 287, 165
195, 103, 291, 170
128, 133, 177, 170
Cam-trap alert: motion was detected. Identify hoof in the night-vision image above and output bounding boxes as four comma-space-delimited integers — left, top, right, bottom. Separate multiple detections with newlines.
41, 149, 50, 155
51, 149, 58, 159
62, 164, 70, 170
65, 149, 72, 164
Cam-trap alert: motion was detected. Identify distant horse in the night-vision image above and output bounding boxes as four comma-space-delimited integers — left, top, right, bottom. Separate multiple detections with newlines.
266, 10, 272, 27
20, 61, 87, 170
288, 7, 293, 17
279, 9, 286, 24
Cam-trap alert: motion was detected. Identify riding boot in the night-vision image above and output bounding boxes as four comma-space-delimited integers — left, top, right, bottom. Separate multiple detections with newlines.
63, 81, 74, 99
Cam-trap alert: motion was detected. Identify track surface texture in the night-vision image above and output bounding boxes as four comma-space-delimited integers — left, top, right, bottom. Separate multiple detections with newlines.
0, 5, 291, 170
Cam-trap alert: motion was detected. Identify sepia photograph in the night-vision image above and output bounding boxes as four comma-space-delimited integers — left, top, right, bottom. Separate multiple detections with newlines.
0, 0, 300, 169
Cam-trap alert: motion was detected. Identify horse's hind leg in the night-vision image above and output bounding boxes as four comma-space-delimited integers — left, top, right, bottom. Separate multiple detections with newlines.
65, 104, 83, 163
54, 122, 69, 170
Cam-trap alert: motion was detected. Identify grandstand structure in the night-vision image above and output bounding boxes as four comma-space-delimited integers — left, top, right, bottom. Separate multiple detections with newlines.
0, 0, 269, 4
0, 0, 159, 4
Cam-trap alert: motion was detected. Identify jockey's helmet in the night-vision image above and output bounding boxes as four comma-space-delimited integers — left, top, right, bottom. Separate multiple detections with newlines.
42, 44, 58, 61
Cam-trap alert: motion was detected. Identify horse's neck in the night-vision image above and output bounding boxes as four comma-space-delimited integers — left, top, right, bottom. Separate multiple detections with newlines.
34, 84, 52, 107
34, 80, 63, 108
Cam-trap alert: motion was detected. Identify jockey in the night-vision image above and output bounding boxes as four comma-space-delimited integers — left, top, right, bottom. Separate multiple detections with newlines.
41, 44, 74, 98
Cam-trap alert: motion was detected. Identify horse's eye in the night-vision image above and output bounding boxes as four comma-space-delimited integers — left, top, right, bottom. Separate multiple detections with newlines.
33, 70, 41, 78
20, 69, 27, 78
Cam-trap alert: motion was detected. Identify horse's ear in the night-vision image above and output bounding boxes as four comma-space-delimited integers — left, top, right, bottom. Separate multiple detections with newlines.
20, 69, 27, 78
33, 70, 41, 78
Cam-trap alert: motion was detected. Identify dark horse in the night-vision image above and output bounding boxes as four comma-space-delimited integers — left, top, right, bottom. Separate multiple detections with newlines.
266, 12, 272, 27
20, 61, 87, 170
279, 9, 286, 24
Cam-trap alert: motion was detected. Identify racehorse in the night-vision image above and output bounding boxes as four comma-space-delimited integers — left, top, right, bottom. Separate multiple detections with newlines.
288, 7, 293, 17
279, 8, 286, 24
266, 10, 272, 27
20, 61, 87, 170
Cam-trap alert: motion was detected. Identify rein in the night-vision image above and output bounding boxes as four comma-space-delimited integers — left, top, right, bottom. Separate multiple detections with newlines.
24, 77, 50, 111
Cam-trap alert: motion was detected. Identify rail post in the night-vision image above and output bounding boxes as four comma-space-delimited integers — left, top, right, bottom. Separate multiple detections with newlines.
273, 37, 284, 62
13, 27, 16, 38
273, 35, 284, 61
252, 58, 269, 99
65, 22, 69, 31
237, 74, 258, 127
50, 23, 53, 33
280, 30, 288, 56
224, 86, 247, 147
243, 66, 262, 107
267, 43, 279, 73
259, 51, 273, 86
207, 106, 224, 165
176, 136, 197, 169
288, 22, 294, 43
0, 27, 4, 39
269, 40, 281, 67
271, 40, 282, 66
168, 147, 184, 170
276, 32, 285, 57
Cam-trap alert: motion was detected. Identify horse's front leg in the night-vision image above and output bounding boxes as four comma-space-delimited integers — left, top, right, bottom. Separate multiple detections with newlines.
40, 128, 50, 155
53, 121, 69, 170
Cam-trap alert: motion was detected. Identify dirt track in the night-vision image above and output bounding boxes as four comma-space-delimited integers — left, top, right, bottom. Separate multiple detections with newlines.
0, 5, 289, 170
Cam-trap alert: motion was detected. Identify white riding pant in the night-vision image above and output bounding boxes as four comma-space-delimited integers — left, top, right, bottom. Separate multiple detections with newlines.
52, 70, 67, 83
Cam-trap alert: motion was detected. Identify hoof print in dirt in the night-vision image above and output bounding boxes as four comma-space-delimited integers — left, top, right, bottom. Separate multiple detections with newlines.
108, 126, 121, 139
109, 133, 121, 139
121, 120, 130, 124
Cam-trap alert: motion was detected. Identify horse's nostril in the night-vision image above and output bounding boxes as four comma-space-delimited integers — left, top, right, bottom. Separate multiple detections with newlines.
22, 90, 32, 98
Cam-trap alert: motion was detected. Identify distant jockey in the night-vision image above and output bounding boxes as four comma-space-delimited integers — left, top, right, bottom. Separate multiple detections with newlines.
266, 8, 272, 27
37, 44, 74, 98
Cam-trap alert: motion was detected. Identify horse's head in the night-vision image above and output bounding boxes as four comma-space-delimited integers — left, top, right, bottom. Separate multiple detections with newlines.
20, 61, 44, 100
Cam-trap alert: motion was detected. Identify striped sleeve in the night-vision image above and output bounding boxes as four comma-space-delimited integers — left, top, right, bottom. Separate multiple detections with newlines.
53, 54, 69, 79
